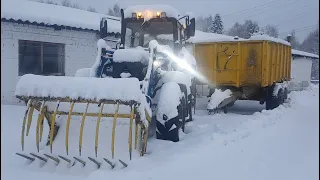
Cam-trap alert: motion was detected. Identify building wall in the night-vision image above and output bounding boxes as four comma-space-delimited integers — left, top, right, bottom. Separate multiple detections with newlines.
1, 21, 116, 105
288, 57, 313, 91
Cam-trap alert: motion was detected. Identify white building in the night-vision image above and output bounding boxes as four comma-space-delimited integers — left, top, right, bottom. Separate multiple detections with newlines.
289, 49, 319, 91
1, 0, 120, 105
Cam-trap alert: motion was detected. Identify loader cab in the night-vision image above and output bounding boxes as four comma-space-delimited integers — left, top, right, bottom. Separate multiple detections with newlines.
119, 8, 195, 53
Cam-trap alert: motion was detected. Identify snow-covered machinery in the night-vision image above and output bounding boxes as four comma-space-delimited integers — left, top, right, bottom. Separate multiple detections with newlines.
15, 5, 196, 169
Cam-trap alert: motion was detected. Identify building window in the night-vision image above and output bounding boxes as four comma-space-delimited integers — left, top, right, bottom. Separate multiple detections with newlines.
18, 40, 65, 76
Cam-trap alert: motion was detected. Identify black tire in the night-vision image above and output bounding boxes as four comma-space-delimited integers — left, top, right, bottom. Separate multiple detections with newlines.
266, 86, 279, 110
284, 88, 288, 100
156, 86, 185, 142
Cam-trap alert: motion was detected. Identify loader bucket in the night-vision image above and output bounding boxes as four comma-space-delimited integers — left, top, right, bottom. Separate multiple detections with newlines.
15, 74, 151, 168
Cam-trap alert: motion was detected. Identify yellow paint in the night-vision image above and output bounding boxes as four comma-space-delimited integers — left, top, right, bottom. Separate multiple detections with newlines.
21, 99, 32, 151
111, 103, 120, 159
193, 40, 291, 87
49, 101, 60, 153
65, 101, 75, 155
95, 102, 105, 157
79, 102, 89, 156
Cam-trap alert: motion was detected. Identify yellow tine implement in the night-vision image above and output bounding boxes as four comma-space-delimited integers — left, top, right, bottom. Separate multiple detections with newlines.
49, 100, 60, 153
21, 99, 32, 151
128, 105, 134, 160
26, 103, 35, 136
142, 127, 149, 156
65, 101, 75, 155
111, 103, 120, 159
95, 102, 105, 157
134, 122, 139, 150
36, 101, 46, 152
79, 102, 90, 156
39, 106, 46, 142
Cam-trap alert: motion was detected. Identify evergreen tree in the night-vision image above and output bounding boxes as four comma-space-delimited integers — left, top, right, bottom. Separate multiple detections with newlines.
211, 14, 224, 34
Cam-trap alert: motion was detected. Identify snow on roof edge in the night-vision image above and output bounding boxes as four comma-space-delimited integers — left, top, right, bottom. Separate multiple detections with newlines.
1, 0, 121, 33
292, 49, 319, 59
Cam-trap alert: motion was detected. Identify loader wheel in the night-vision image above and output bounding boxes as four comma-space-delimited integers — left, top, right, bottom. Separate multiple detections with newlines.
156, 96, 186, 142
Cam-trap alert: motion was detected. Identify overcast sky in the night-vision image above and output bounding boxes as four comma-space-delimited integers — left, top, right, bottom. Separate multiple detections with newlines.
36, 0, 319, 41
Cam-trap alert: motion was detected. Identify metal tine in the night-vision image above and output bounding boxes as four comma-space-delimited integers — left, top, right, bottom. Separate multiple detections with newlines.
95, 102, 105, 157
30, 153, 47, 162
16, 152, 35, 161
134, 121, 139, 150
44, 153, 60, 164
128, 105, 134, 160
39, 102, 46, 142
142, 127, 149, 156
118, 159, 128, 168
21, 99, 32, 151
79, 102, 90, 156
103, 158, 115, 169
49, 100, 60, 153
88, 157, 101, 169
73, 157, 86, 167
65, 101, 75, 155
36, 101, 45, 152
26, 102, 35, 136
111, 103, 120, 159
58, 155, 76, 167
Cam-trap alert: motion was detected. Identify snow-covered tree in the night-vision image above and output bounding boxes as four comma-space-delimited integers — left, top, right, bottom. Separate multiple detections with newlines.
262, 24, 279, 38
203, 15, 213, 33
211, 14, 224, 34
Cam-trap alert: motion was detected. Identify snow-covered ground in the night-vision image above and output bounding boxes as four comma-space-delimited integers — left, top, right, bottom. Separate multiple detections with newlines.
1, 85, 319, 180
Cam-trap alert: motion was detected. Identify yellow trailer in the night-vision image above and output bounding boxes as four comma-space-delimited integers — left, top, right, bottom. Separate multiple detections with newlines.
191, 39, 292, 111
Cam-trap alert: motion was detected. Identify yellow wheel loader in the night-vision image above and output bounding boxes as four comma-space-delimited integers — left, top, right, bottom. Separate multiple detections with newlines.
15, 5, 197, 169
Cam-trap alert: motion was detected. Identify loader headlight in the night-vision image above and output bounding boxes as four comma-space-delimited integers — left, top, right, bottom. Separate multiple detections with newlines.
132, 12, 137, 18
161, 12, 166, 18
137, 12, 142, 18
156, 12, 161, 17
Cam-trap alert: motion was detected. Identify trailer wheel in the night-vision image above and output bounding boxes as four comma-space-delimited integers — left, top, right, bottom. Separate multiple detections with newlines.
266, 86, 279, 110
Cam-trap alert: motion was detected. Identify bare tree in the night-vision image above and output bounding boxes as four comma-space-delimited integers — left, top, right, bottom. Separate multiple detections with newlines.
87, 6, 97, 12
107, 4, 121, 17
45, 0, 58, 5
227, 20, 259, 38
71, 3, 82, 10
61, 0, 71, 7
262, 24, 279, 38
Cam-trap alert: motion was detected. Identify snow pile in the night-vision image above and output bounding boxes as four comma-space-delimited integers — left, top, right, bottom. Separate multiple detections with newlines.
156, 82, 182, 125
207, 89, 232, 110
249, 34, 291, 46
157, 71, 192, 94
124, 5, 179, 20
292, 49, 319, 59
113, 48, 149, 65
15, 74, 144, 102
75, 68, 91, 77
187, 30, 243, 43
1, 0, 121, 33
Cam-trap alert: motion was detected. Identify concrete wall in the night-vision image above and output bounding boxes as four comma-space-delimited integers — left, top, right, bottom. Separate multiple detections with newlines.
1, 21, 116, 105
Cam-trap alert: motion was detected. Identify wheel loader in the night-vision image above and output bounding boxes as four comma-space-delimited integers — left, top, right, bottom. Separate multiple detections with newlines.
15, 5, 197, 169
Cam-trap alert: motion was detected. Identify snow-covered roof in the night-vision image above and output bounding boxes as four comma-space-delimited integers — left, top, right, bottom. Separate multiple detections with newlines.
292, 49, 319, 59
248, 34, 291, 46
187, 30, 244, 43
1, 0, 121, 33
